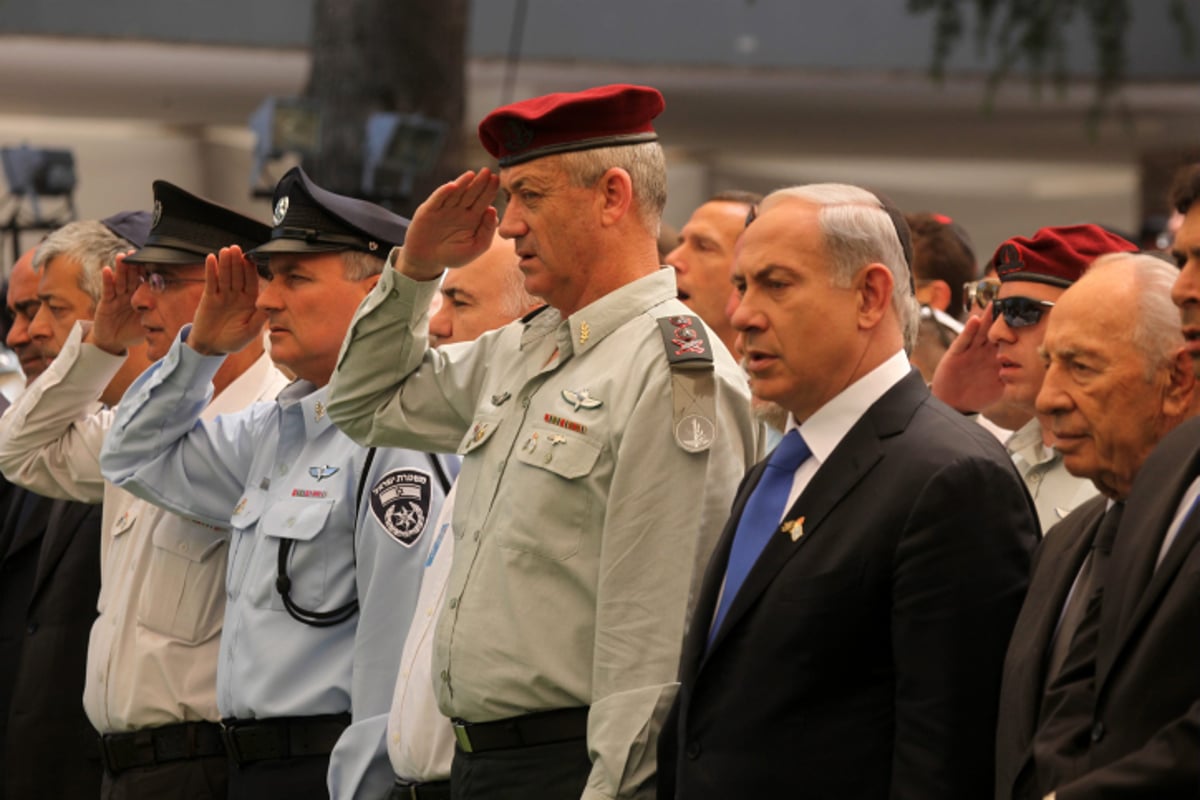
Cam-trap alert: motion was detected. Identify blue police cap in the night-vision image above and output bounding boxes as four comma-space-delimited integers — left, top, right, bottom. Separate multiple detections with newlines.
125, 181, 271, 267
99, 210, 153, 249
251, 167, 409, 258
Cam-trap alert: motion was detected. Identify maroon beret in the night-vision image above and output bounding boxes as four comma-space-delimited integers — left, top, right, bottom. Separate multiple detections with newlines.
478, 84, 665, 168
992, 224, 1138, 288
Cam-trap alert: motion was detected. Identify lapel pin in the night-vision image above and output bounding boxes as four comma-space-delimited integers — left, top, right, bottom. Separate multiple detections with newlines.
781, 516, 806, 542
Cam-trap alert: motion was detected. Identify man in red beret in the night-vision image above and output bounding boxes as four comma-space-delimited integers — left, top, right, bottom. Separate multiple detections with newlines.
932, 224, 1138, 533
327, 85, 760, 799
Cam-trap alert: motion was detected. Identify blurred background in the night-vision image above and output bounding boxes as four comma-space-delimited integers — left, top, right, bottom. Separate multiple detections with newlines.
0, 0, 1196, 271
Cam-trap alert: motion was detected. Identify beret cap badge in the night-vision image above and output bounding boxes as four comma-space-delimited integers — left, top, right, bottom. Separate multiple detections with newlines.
502, 120, 535, 152
994, 243, 1024, 278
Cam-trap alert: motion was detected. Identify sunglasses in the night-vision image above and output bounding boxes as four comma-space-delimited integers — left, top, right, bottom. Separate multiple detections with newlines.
962, 279, 1001, 313
991, 296, 1055, 329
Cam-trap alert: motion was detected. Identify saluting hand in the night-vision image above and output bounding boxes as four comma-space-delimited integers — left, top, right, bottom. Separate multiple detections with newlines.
187, 246, 268, 356
87, 252, 146, 355
930, 304, 1004, 414
397, 168, 501, 281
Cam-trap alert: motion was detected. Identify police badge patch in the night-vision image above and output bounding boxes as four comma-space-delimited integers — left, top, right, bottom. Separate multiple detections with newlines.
370, 468, 432, 547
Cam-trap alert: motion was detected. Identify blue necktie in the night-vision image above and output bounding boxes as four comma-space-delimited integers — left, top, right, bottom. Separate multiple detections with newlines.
709, 429, 811, 645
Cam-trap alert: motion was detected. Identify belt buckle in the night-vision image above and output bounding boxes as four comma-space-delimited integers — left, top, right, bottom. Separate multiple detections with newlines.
451, 720, 474, 754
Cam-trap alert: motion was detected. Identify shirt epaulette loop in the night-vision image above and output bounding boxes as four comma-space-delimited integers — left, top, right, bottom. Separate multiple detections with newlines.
656, 314, 717, 453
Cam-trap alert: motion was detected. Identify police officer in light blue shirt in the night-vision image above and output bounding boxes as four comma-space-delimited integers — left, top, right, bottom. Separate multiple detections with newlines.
100, 168, 454, 800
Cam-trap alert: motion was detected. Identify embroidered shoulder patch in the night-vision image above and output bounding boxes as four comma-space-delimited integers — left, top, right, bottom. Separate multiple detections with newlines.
369, 468, 432, 547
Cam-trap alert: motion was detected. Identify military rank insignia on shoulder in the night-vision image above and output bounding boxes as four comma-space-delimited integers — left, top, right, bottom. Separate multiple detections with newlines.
656, 315, 713, 368
657, 314, 717, 453
370, 468, 432, 546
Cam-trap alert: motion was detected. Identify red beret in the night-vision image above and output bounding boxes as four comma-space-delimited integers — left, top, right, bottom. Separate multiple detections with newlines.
478, 84, 665, 168
992, 224, 1138, 287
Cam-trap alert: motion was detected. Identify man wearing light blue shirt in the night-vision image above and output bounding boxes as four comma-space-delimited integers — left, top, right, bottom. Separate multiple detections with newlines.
100, 169, 452, 800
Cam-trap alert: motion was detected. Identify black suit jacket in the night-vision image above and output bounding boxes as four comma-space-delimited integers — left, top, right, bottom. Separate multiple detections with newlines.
660, 371, 1039, 799
1035, 416, 1200, 799
995, 493, 1107, 800
0, 479, 103, 800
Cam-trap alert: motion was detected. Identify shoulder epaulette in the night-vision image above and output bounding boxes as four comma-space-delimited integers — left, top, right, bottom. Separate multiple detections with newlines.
656, 314, 714, 369
656, 313, 717, 453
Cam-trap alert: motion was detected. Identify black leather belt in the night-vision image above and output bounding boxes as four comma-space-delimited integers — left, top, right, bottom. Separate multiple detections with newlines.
219, 713, 350, 766
99, 721, 225, 776
386, 778, 452, 800
451, 707, 588, 754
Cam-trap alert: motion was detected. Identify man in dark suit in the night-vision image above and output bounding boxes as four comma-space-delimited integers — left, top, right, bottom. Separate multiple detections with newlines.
1014, 163, 1200, 799
0, 243, 106, 799
994, 252, 1196, 800
659, 184, 1039, 799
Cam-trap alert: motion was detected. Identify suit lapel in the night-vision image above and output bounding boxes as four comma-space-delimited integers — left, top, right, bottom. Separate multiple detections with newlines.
682, 463, 763, 681
30, 499, 93, 602
1098, 423, 1200, 688
1027, 500, 1107, 688
703, 371, 926, 657
1, 487, 50, 563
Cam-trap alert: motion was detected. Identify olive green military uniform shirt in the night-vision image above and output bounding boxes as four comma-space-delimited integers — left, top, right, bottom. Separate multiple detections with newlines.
327, 260, 760, 799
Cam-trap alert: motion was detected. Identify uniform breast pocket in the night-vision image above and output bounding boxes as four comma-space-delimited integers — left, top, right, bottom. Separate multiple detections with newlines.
256, 498, 348, 614
136, 517, 229, 644
498, 424, 602, 560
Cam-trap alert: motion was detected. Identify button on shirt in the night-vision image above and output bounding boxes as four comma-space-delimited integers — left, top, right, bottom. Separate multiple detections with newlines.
0, 322, 288, 732
327, 264, 761, 799
1007, 418, 1098, 534
99, 328, 448, 798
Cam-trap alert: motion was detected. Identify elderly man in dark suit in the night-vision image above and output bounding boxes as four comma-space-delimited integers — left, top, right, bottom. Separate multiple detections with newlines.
658, 184, 1039, 799
994, 252, 1196, 800
1014, 164, 1200, 800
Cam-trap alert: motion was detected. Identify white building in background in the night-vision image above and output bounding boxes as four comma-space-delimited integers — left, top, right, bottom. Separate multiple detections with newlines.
0, 0, 1197, 270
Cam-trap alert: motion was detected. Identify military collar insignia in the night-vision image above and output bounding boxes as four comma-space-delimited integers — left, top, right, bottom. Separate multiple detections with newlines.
314, 400, 326, 421
309, 465, 339, 481
562, 388, 602, 411
579, 320, 590, 346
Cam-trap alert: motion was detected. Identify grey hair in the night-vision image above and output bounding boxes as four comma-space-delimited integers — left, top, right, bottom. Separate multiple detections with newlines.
341, 250, 387, 281
499, 260, 539, 318
760, 184, 921, 353
557, 141, 667, 236
32, 220, 136, 305
1085, 252, 1183, 379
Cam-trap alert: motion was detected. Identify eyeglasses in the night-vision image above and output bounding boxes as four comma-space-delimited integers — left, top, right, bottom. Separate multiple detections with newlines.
991, 296, 1055, 329
962, 279, 1001, 313
138, 272, 206, 294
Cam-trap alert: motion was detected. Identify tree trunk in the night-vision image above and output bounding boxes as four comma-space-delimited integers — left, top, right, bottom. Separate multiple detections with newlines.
305, 0, 467, 216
